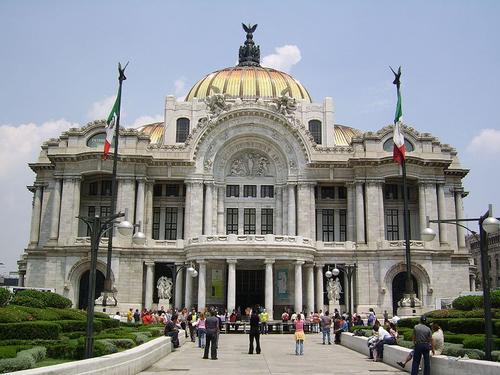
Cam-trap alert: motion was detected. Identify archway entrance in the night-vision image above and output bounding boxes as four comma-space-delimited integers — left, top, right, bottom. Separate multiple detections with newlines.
392, 272, 418, 316
78, 269, 105, 310
235, 270, 265, 312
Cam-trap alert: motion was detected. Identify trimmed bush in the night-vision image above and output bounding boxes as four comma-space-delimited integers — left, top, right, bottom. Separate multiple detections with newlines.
57, 319, 103, 333
492, 350, 500, 362
464, 348, 485, 360
0, 346, 46, 374
398, 340, 414, 349
11, 295, 46, 309
463, 336, 488, 350
443, 332, 470, 345
397, 318, 420, 328
495, 321, 500, 336
109, 338, 135, 349
447, 318, 484, 334
132, 333, 148, 345
46, 308, 86, 320
97, 317, 120, 329
452, 290, 500, 310
8, 305, 60, 321
12, 290, 72, 309
0, 289, 11, 307
0, 306, 31, 323
0, 322, 61, 340
95, 339, 118, 356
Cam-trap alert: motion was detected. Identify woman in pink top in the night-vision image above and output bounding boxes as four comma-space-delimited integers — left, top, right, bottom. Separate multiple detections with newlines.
294, 313, 305, 355
194, 312, 206, 348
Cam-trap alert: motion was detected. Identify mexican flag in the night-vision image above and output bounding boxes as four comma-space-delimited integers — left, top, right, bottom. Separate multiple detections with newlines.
392, 83, 405, 164
103, 87, 121, 160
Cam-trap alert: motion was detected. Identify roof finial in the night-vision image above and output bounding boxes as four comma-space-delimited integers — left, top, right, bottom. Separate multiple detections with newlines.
238, 23, 260, 67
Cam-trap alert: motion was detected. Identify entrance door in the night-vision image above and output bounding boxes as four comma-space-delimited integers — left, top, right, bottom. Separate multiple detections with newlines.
392, 272, 418, 316
235, 269, 265, 311
79, 270, 105, 309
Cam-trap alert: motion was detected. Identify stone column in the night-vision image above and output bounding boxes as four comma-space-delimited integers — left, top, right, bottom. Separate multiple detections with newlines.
144, 181, 154, 239
365, 182, 380, 244
346, 183, 355, 242
378, 183, 385, 239
58, 178, 76, 245
265, 259, 274, 319
437, 183, 448, 244
315, 263, 324, 312
49, 179, 62, 241
294, 261, 304, 313
297, 183, 311, 237
418, 183, 426, 239
29, 186, 43, 246
305, 264, 315, 314
275, 186, 283, 235
355, 182, 365, 243
18, 271, 25, 287
287, 184, 296, 236
227, 259, 237, 313
197, 260, 207, 311
184, 181, 203, 239
144, 262, 155, 309
185, 266, 193, 309
204, 182, 213, 235
310, 185, 316, 240
455, 190, 466, 249
71, 178, 81, 241
135, 179, 146, 230
184, 182, 192, 239
217, 185, 225, 235
174, 263, 184, 310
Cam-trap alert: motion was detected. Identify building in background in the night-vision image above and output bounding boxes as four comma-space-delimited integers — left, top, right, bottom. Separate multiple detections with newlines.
18, 26, 472, 317
468, 233, 500, 290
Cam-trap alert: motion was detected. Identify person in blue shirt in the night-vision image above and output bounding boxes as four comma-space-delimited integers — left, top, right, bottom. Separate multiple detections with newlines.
333, 316, 349, 344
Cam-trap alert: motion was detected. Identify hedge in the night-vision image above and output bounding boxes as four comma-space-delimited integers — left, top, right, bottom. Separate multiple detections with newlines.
452, 290, 500, 310
13, 290, 72, 309
56, 320, 103, 333
0, 322, 61, 340
463, 336, 500, 351
0, 346, 46, 374
0, 289, 11, 307
97, 317, 120, 329
11, 295, 47, 309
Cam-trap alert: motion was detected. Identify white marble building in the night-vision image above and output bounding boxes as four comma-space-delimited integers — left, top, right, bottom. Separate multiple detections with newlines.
19, 28, 472, 318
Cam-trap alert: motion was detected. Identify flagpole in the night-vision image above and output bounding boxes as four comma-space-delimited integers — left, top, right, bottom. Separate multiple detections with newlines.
103, 63, 127, 311
401, 157, 414, 304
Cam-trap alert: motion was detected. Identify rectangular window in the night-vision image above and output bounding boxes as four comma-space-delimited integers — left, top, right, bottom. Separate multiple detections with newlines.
226, 208, 238, 234
338, 186, 347, 199
165, 184, 179, 197
321, 186, 335, 199
260, 185, 274, 198
261, 208, 274, 234
176, 118, 190, 143
101, 180, 112, 196
322, 209, 334, 242
243, 185, 257, 198
385, 209, 399, 240
384, 184, 399, 200
164, 207, 178, 240
87, 206, 96, 236
308, 120, 322, 144
243, 208, 256, 234
89, 182, 98, 196
339, 209, 347, 241
152, 207, 161, 240
153, 184, 163, 197
99, 206, 111, 218
226, 185, 240, 198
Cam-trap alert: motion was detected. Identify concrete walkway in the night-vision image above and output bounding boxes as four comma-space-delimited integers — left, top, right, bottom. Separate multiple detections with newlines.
139, 333, 404, 375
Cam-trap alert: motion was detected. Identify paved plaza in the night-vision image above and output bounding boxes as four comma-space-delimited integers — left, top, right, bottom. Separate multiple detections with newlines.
139, 333, 404, 375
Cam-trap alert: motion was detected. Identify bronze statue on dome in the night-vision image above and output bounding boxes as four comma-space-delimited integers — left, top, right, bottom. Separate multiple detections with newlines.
238, 23, 260, 67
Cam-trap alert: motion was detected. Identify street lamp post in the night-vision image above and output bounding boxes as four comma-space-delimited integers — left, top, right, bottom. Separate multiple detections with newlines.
79, 212, 143, 359
421, 204, 500, 361
324, 264, 357, 313
165, 263, 198, 310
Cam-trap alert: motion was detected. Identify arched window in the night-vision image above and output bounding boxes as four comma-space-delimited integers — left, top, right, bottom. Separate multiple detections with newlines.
383, 138, 414, 153
308, 120, 322, 144
176, 118, 190, 143
87, 133, 115, 148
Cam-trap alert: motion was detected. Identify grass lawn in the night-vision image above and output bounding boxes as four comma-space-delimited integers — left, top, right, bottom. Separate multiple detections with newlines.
34, 358, 72, 368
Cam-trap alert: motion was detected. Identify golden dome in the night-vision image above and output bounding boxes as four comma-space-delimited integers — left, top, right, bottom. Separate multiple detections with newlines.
136, 122, 164, 144
334, 124, 362, 146
185, 66, 312, 102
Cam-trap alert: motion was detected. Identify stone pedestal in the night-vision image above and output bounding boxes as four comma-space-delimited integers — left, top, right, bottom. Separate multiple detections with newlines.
158, 298, 171, 310
397, 293, 424, 317
329, 301, 340, 315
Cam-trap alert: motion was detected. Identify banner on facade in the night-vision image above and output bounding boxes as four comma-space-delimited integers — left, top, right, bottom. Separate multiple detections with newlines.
211, 268, 224, 299
277, 269, 288, 299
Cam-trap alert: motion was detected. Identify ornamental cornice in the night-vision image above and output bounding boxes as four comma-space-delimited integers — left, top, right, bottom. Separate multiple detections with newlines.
347, 156, 453, 168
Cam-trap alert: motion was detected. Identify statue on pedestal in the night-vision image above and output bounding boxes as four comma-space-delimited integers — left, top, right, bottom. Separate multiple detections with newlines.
327, 277, 342, 313
157, 276, 173, 308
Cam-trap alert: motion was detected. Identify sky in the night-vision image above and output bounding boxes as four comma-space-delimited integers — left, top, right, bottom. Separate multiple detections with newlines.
0, 0, 499, 272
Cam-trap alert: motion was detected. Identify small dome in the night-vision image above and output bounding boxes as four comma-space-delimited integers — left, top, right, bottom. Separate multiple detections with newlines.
185, 66, 312, 103
136, 122, 164, 144
334, 125, 363, 146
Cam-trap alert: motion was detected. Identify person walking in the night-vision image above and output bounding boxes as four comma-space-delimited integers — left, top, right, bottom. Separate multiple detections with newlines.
320, 311, 332, 345
411, 315, 433, 375
248, 307, 261, 354
294, 313, 305, 355
203, 310, 219, 360
194, 312, 207, 348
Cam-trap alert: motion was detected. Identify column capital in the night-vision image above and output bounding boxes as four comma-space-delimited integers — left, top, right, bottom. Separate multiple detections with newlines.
226, 258, 238, 264
174, 262, 184, 266
264, 258, 275, 265
145, 261, 155, 267
304, 263, 315, 269
315, 262, 325, 268
197, 259, 207, 265
295, 260, 305, 266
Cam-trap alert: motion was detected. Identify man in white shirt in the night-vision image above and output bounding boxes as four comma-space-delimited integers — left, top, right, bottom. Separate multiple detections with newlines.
373, 323, 395, 360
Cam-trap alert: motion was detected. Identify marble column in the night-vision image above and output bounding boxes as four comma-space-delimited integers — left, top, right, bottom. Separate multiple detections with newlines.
227, 259, 237, 313
197, 260, 207, 310
49, 179, 62, 242
29, 186, 43, 246
287, 184, 296, 236
217, 185, 225, 235
204, 182, 213, 235
305, 264, 315, 314
185, 266, 193, 309
418, 183, 427, 240
455, 190, 466, 249
365, 182, 380, 244
294, 261, 304, 313
378, 183, 385, 239
144, 262, 155, 309
58, 178, 76, 245
144, 181, 154, 239
346, 183, 355, 242
184, 182, 192, 239
437, 183, 448, 244
71, 178, 81, 241
297, 183, 311, 238
174, 264, 184, 310
310, 185, 316, 240
265, 259, 274, 319
315, 264, 324, 313
135, 179, 146, 230
275, 186, 283, 235
18, 271, 25, 287
355, 182, 365, 243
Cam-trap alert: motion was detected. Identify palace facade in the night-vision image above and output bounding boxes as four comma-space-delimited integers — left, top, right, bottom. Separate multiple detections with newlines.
19, 27, 472, 317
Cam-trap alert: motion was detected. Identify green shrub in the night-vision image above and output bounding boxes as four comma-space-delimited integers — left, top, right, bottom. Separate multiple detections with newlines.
0, 306, 30, 323
492, 350, 500, 362
109, 338, 135, 349
56, 320, 103, 333
46, 308, 86, 320
65, 331, 86, 339
443, 343, 466, 357
8, 305, 60, 321
464, 348, 485, 359
45, 339, 80, 360
13, 290, 71, 309
132, 333, 148, 345
0, 289, 11, 307
94, 311, 111, 319
0, 346, 22, 359
397, 340, 414, 349
444, 332, 469, 345
97, 318, 120, 329
452, 291, 500, 311
11, 295, 47, 309
495, 321, 500, 336
0, 322, 61, 340
95, 340, 118, 356
0, 346, 46, 374
463, 336, 487, 350
447, 318, 484, 334
397, 318, 420, 328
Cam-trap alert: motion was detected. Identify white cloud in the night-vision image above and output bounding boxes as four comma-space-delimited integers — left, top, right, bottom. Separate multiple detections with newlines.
131, 115, 163, 128
174, 78, 188, 102
88, 95, 116, 120
262, 45, 302, 73
467, 128, 500, 156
